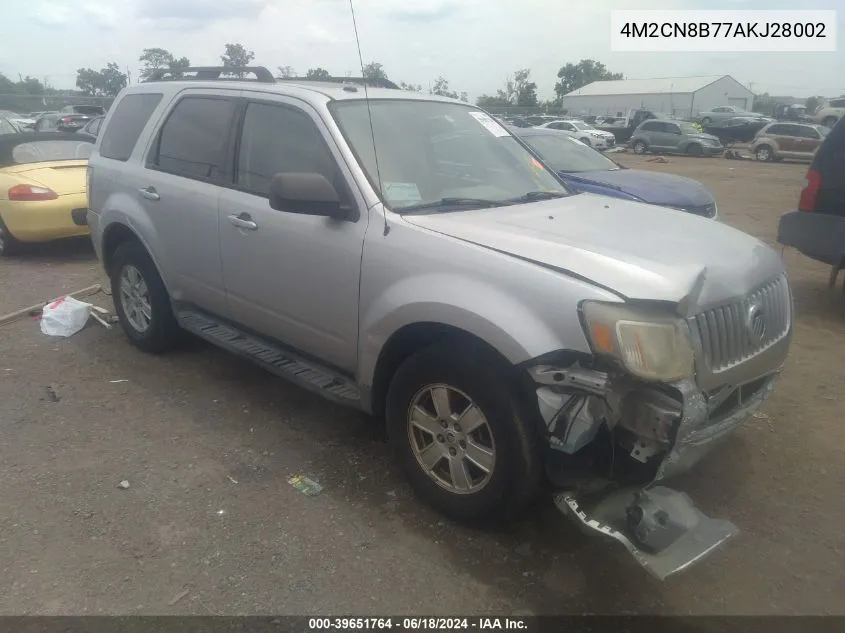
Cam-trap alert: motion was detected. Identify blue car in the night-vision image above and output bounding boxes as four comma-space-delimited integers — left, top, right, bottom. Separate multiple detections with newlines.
513, 127, 718, 219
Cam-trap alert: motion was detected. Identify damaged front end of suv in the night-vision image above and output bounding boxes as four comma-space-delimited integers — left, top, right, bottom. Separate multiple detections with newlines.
524, 275, 792, 580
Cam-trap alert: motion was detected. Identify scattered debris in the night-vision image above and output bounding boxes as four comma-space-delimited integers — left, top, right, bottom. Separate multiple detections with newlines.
0, 284, 102, 328
39, 296, 93, 338
647, 156, 669, 163
167, 588, 190, 606
288, 474, 324, 497
109, 379, 129, 384
216, 509, 226, 516
89, 310, 113, 329
386, 490, 396, 497
43, 385, 60, 402
117, 480, 131, 490
227, 475, 238, 485
753, 411, 770, 420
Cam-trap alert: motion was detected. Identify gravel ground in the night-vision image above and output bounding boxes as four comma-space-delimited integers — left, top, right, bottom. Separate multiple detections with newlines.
0, 153, 843, 615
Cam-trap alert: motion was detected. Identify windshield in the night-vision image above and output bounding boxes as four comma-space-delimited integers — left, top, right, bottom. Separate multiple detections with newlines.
10, 140, 93, 164
330, 100, 569, 212
569, 121, 594, 131
522, 134, 619, 173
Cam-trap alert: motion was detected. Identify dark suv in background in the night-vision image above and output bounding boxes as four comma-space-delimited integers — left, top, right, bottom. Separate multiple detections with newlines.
778, 118, 845, 281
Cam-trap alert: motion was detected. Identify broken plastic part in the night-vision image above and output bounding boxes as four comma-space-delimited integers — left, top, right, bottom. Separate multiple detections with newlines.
555, 487, 738, 581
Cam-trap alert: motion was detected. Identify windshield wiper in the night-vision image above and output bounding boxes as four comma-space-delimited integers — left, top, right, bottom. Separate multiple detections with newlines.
399, 197, 505, 214
506, 190, 568, 203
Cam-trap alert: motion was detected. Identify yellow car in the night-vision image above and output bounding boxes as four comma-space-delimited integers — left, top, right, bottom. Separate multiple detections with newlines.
0, 132, 94, 256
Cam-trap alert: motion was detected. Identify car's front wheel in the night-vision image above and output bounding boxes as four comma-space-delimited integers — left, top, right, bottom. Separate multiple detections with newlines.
632, 140, 648, 154
580, 137, 592, 146
755, 145, 773, 162
386, 342, 542, 524
110, 241, 182, 354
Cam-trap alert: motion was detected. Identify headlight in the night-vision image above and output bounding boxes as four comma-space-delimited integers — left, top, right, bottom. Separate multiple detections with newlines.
580, 301, 694, 382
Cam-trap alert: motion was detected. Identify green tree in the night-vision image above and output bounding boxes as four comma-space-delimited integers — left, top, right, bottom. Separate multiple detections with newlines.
221, 43, 255, 77
139, 48, 191, 80
752, 93, 777, 114
305, 67, 331, 80
399, 81, 422, 92
513, 69, 537, 106
476, 94, 511, 109
276, 65, 295, 78
76, 68, 103, 96
431, 76, 459, 99
362, 62, 388, 82
101, 63, 128, 96
806, 95, 824, 114
554, 59, 623, 102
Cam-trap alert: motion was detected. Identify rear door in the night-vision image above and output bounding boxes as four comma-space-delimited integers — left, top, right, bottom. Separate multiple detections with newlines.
767, 124, 797, 156
137, 89, 240, 317
664, 122, 683, 151
797, 125, 823, 156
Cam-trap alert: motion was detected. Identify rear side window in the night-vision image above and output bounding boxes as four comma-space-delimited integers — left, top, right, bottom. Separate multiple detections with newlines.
829, 99, 845, 108
766, 124, 786, 135
152, 96, 235, 180
640, 121, 659, 131
235, 101, 342, 198
100, 93, 163, 161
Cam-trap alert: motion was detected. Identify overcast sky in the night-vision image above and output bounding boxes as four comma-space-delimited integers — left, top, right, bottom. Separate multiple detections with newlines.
1, 0, 842, 100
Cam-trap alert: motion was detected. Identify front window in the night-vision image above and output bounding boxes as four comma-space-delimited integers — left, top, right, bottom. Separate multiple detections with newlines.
522, 134, 619, 173
568, 120, 594, 131
330, 100, 569, 212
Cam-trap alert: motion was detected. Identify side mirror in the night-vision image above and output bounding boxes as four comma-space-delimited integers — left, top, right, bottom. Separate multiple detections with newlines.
268, 172, 352, 220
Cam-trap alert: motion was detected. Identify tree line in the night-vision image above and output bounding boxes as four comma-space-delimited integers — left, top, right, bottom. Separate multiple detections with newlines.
9, 46, 825, 115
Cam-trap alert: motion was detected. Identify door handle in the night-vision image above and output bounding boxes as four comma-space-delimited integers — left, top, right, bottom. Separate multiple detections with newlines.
138, 186, 160, 201
228, 214, 258, 231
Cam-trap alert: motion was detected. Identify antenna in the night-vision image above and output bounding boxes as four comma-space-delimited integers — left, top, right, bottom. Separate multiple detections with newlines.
348, 0, 389, 236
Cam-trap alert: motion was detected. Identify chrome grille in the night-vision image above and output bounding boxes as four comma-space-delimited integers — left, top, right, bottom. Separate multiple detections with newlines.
692, 274, 791, 372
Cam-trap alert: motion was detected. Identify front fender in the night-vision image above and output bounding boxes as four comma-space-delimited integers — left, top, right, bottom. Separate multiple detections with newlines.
357, 272, 593, 390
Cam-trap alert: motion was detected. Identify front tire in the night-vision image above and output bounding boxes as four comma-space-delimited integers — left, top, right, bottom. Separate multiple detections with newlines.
687, 144, 704, 157
110, 241, 181, 354
632, 140, 648, 154
755, 145, 773, 162
386, 342, 542, 524
701, 117, 712, 126
579, 137, 592, 147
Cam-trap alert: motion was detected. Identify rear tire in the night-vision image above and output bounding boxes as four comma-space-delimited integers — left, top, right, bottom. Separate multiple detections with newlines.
110, 241, 181, 354
755, 145, 773, 162
687, 144, 704, 157
632, 140, 648, 154
701, 117, 712, 126
0, 217, 22, 257
386, 342, 542, 525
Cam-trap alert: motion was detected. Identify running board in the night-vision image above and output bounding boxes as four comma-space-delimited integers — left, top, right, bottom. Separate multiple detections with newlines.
555, 486, 738, 581
176, 309, 361, 405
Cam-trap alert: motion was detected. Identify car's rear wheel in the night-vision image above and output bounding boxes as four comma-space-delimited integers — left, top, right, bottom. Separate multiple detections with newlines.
632, 140, 648, 154
701, 117, 712, 126
823, 116, 838, 128
755, 145, 773, 162
386, 342, 542, 524
687, 144, 704, 157
0, 217, 22, 257
110, 241, 181, 354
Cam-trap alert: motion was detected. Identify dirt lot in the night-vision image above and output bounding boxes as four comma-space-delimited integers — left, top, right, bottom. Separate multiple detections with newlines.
1, 154, 843, 616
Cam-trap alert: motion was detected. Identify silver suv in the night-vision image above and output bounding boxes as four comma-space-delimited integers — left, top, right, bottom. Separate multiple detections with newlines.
630, 119, 723, 156
87, 66, 792, 580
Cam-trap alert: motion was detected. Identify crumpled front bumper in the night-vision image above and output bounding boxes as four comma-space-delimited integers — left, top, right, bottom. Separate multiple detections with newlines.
533, 362, 778, 580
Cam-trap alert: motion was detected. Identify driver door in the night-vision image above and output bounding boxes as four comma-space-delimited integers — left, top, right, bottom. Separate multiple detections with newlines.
217, 96, 369, 373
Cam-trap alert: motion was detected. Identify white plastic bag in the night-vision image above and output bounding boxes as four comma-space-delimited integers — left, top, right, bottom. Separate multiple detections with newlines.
40, 296, 92, 337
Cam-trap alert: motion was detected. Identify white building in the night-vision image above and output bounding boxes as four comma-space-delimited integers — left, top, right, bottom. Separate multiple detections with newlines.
560, 75, 755, 118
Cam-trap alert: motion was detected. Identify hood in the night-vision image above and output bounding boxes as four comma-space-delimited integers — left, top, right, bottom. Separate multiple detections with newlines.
401, 194, 783, 311
564, 169, 714, 207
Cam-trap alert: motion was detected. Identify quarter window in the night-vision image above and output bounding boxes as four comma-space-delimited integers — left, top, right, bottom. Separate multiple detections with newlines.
99, 93, 162, 161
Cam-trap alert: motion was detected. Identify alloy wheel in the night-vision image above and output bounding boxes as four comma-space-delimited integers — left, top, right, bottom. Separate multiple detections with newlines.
119, 264, 152, 333
406, 384, 496, 494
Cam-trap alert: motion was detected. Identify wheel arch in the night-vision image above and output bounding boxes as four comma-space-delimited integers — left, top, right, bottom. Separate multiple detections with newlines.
101, 220, 170, 292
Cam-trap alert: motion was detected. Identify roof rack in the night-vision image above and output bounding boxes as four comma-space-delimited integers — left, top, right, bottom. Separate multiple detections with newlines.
145, 66, 276, 83
278, 76, 399, 90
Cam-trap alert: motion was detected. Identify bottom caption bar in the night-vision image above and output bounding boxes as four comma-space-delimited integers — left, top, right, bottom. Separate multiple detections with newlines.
0, 616, 842, 633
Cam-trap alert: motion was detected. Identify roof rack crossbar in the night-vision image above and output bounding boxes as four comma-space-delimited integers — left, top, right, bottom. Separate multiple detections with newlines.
145, 66, 276, 83
277, 76, 399, 90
